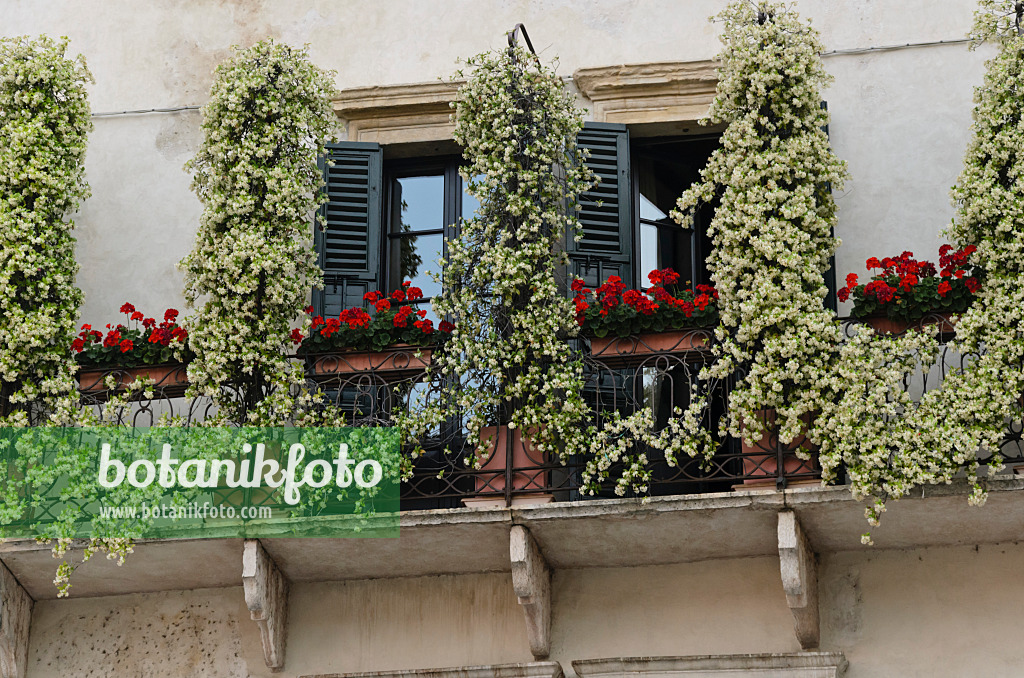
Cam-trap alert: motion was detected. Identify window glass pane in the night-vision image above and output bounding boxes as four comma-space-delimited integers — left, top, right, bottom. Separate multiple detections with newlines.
461, 176, 483, 221
393, 233, 443, 300
639, 193, 668, 222
394, 175, 444, 232
640, 222, 658, 285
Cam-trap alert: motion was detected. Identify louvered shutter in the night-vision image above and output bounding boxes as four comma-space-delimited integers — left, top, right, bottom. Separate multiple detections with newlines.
820, 101, 838, 312
570, 123, 633, 287
314, 142, 384, 316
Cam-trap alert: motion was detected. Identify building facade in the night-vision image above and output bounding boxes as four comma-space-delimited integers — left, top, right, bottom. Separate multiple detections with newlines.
2, 1, 1022, 677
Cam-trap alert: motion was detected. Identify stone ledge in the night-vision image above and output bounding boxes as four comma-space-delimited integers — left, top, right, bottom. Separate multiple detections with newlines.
3, 479, 1023, 599
333, 80, 462, 145
303, 661, 563, 678
573, 653, 847, 678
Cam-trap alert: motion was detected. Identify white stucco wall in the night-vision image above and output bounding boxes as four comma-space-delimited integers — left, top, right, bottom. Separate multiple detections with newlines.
0, 0, 996, 323
25, 544, 1024, 677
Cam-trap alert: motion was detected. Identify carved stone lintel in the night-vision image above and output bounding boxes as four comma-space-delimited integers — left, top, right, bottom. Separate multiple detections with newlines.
243, 539, 289, 671
332, 80, 462, 145
572, 61, 720, 126
510, 525, 551, 659
778, 510, 819, 650
0, 560, 32, 678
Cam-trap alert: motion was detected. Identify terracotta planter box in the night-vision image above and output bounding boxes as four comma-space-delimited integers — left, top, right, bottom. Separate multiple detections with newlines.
863, 312, 956, 336
307, 345, 432, 379
77, 363, 189, 397
588, 329, 711, 367
738, 409, 819, 488
463, 425, 552, 507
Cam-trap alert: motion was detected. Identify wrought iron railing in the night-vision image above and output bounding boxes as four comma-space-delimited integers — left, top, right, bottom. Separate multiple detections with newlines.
9, 318, 1019, 510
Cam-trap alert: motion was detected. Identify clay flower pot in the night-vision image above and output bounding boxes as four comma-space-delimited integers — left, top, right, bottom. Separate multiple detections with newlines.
307, 344, 432, 379
863, 312, 956, 336
462, 425, 552, 507
738, 409, 820, 488
588, 329, 711, 367
77, 363, 188, 396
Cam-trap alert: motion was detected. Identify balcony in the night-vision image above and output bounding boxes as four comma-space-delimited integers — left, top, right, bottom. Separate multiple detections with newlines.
69, 320, 1024, 511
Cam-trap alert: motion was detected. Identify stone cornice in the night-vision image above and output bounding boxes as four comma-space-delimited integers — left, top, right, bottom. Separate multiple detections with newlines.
572, 60, 720, 125
332, 80, 462, 145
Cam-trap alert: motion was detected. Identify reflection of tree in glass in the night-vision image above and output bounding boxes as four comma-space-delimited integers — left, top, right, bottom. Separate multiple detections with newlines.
397, 199, 423, 283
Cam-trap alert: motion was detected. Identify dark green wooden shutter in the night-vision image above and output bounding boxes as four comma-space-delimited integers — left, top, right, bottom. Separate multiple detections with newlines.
570, 123, 633, 287
315, 142, 384, 316
820, 101, 838, 313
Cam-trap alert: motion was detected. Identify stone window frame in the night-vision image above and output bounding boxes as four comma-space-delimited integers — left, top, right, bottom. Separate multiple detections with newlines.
302, 661, 564, 678
572, 653, 848, 678
571, 60, 720, 131
331, 60, 721, 145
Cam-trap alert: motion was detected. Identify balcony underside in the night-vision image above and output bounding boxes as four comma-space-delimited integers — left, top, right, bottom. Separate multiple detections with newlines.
3, 477, 1022, 600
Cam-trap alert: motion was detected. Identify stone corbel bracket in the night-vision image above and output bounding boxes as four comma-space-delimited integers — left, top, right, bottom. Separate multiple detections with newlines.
0, 559, 32, 678
510, 525, 552, 659
243, 539, 289, 671
778, 510, 819, 650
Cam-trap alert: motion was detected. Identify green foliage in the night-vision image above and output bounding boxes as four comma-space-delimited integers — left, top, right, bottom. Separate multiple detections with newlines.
0, 35, 91, 424
182, 39, 339, 424
671, 1, 847, 457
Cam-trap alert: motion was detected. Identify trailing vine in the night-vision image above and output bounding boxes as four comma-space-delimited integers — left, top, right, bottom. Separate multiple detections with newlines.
181, 39, 338, 425
816, 0, 1024, 539
0, 35, 91, 426
671, 1, 847, 465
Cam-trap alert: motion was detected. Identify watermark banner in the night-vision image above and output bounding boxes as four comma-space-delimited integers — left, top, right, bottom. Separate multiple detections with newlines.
0, 427, 400, 540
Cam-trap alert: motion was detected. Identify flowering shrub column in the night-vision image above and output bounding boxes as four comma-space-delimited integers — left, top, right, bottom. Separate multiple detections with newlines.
397, 45, 596, 477
672, 1, 847, 460
182, 40, 337, 423
0, 36, 91, 424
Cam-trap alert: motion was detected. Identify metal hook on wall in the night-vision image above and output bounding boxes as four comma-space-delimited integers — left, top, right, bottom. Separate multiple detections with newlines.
506, 23, 537, 61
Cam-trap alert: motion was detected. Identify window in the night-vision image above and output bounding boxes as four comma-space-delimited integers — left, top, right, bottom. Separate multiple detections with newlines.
634, 135, 719, 290
383, 158, 480, 321
317, 122, 835, 317
314, 147, 479, 318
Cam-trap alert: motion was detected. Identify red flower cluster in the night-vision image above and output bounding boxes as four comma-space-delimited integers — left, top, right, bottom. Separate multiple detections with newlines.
572, 268, 719, 334
839, 248, 980, 304
293, 282, 451, 352
73, 303, 186, 356
839, 246, 982, 321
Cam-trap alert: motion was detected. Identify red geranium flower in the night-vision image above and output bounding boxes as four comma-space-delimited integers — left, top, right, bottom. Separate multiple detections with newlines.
363, 291, 381, 303
290, 328, 304, 345
837, 287, 850, 302
375, 299, 391, 313
119, 302, 135, 314
164, 309, 179, 322
439, 320, 455, 333
845, 273, 859, 288
119, 339, 133, 353
406, 287, 423, 301
938, 280, 952, 297
570, 279, 585, 292
391, 289, 406, 302
414, 319, 434, 334
965, 277, 980, 293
